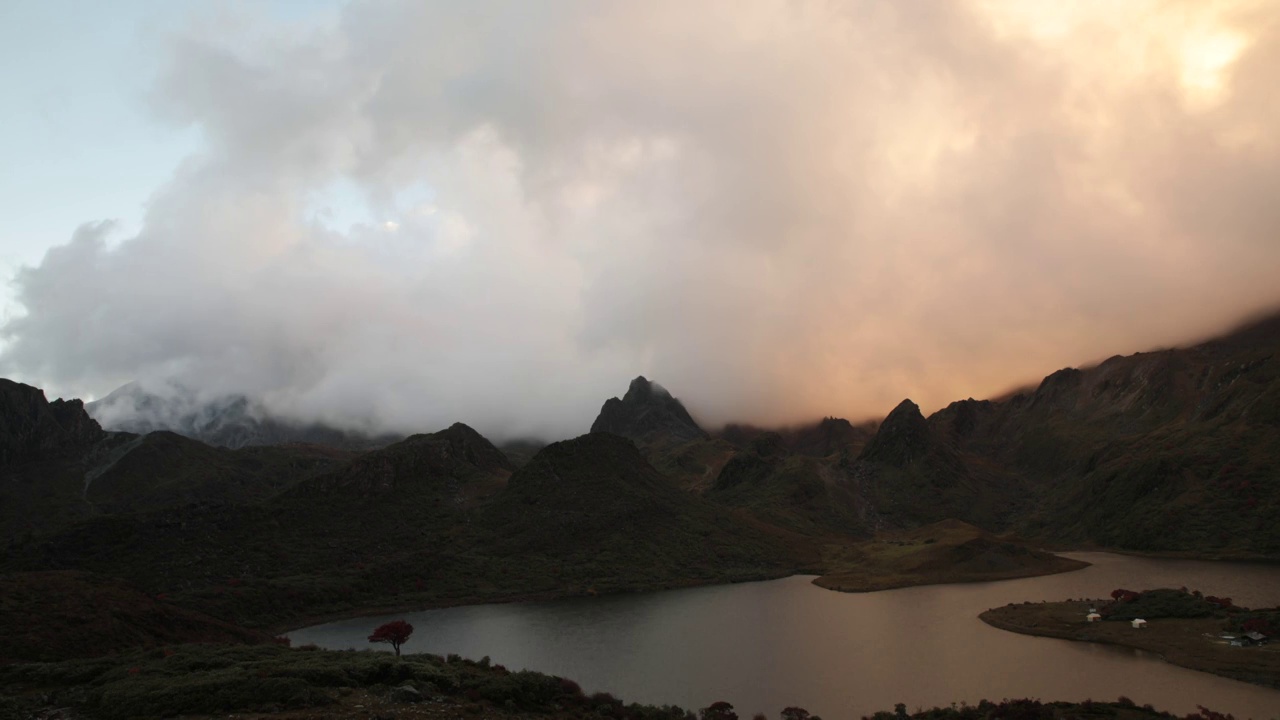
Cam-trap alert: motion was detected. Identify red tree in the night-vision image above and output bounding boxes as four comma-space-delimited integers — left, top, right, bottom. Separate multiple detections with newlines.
368, 619, 414, 657
781, 707, 811, 720
701, 701, 738, 720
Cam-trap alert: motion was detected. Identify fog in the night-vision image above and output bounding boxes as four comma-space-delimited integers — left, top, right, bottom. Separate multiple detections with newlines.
3, 1, 1279, 440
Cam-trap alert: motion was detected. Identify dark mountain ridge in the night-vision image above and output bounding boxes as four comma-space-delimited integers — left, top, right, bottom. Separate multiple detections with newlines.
0, 379, 104, 466
1, 310, 1278, 648
590, 376, 708, 443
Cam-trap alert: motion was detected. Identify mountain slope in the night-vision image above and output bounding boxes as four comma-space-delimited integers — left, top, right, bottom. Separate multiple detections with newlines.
928, 313, 1280, 554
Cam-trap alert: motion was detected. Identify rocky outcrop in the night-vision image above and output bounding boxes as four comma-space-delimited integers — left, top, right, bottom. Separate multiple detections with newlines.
858, 399, 934, 466
590, 376, 707, 444
0, 379, 104, 466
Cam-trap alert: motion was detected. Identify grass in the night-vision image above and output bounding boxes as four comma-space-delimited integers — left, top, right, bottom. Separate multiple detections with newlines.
0, 643, 1241, 720
813, 520, 1088, 593
980, 599, 1280, 689
0, 643, 695, 720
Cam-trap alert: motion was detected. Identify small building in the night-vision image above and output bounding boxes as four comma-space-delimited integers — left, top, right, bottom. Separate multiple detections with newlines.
1087, 613, 1102, 622
1131, 618, 1148, 629
1242, 631, 1268, 646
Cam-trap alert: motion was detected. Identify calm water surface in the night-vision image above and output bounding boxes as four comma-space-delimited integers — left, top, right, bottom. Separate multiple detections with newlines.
289, 553, 1280, 719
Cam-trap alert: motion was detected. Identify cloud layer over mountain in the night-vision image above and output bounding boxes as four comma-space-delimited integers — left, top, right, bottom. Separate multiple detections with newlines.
4, 0, 1279, 439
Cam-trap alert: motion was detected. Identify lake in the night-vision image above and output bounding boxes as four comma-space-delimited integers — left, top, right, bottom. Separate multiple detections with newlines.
288, 552, 1280, 719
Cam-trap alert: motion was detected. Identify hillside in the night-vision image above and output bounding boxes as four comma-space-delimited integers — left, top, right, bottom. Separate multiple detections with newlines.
0, 571, 271, 663
2, 423, 808, 629
814, 519, 1088, 592
481, 432, 804, 587
925, 313, 1280, 554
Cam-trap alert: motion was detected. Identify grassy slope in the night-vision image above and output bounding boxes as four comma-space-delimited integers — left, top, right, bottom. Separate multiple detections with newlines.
0, 644, 1232, 720
932, 315, 1280, 556
980, 600, 1280, 689
0, 571, 270, 664
2, 431, 810, 630
813, 519, 1088, 593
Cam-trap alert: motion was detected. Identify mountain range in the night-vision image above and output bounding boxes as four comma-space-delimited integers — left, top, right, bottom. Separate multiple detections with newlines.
1, 312, 1277, 660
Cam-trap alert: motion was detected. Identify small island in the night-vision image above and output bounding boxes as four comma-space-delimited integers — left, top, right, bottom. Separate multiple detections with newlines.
813, 519, 1089, 593
980, 588, 1280, 689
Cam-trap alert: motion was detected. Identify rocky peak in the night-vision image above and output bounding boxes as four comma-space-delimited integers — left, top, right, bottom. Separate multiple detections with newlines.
1029, 367, 1084, 410
590, 376, 707, 444
432, 422, 517, 473
0, 379, 104, 466
857, 399, 933, 465
931, 398, 992, 441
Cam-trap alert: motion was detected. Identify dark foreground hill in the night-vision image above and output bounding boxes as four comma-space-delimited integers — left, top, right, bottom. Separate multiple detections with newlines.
0, 643, 1216, 720
0, 571, 270, 663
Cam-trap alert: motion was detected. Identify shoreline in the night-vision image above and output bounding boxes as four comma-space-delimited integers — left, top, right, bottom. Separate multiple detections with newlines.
1039, 545, 1280, 565
812, 554, 1089, 594
271, 570, 797, 635
275, 549, 1092, 635
980, 600, 1280, 690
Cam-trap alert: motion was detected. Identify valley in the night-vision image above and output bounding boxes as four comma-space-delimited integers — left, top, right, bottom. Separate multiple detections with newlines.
2, 314, 1278, 718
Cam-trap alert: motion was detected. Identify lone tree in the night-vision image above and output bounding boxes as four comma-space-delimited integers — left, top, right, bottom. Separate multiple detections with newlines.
701, 702, 738, 720
368, 619, 414, 656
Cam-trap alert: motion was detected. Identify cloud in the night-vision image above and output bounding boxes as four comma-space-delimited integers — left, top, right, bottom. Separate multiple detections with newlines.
3, 0, 1279, 440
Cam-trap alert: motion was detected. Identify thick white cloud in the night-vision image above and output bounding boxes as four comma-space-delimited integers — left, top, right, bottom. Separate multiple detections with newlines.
3, 0, 1279, 439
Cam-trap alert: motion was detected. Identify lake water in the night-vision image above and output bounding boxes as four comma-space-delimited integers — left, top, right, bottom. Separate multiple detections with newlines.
289, 553, 1280, 719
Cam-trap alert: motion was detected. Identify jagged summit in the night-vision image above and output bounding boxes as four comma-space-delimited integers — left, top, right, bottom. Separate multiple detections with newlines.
0, 379, 104, 466
590, 376, 707, 444
857, 398, 933, 465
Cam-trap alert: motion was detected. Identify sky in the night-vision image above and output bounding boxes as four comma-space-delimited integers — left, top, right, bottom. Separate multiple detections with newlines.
2, 0, 1279, 441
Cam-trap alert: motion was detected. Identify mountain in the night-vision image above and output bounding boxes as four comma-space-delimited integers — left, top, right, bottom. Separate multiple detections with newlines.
0, 379, 104, 466
82, 432, 354, 514
290, 422, 513, 499
87, 382, 400, 450
842, 398, 1028, 532
924, 312, 1280, 555
590, 376, 708, 444
480, 432, 802, 585
720, 417, 877, 458
3, 415, 807, 628
2, 309, 1278, 647
709, 432, 872, 535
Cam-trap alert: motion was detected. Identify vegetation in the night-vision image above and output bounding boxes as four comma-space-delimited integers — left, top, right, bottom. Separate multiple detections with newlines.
1, 430, 809, 633
861, 698, 1238, 720
368, 619, 414, 656
813, 520, 1087, 593
981, 598, 1280, 689
0, 571, 269, 664
1100, 588, 1222, 621
0, 643, 694, 720
0, 644, 1242, 720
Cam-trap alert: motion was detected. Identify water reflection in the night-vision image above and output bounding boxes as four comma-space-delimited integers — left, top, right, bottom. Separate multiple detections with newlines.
289, 553, 1280, 719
